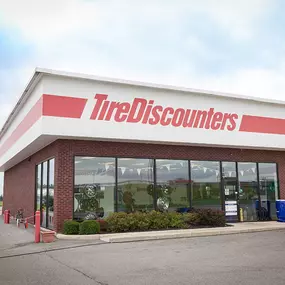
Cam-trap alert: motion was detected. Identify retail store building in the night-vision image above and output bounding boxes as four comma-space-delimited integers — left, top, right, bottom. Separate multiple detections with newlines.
1, 68, 283, 232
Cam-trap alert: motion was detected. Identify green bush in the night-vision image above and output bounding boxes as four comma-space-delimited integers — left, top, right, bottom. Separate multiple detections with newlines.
192, 208, 226, 227
104, 208, 226, 233
79, 220, 100, 235
63, 220, 79, 235
105, 211, 187, 233
183, 212, 201, 226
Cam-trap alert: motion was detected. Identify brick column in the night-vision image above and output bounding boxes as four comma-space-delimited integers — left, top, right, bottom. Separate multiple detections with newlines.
54, 141, 74, 232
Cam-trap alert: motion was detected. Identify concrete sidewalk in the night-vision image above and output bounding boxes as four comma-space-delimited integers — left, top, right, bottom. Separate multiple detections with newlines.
57, 221, 285, 243
0, 217, 35, 251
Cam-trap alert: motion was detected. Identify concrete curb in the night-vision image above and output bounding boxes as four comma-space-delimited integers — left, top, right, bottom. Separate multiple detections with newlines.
56, 222, 285, 242
56, 233, 100, 240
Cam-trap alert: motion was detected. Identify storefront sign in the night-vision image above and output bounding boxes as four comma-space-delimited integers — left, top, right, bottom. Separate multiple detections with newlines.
90, 94, 239, 131
225, 201, 238, 216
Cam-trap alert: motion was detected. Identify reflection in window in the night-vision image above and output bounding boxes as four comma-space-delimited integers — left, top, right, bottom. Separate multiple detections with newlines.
41, 162, 48, 227
36, 164, 42, 211
48, 159, 55, 229
156, 160, 189, 212
191, 161, 221, 210
74, 157, 115, 220
238, 162, 258, 221
117, 158, 154, 212
259, 163, 278, 220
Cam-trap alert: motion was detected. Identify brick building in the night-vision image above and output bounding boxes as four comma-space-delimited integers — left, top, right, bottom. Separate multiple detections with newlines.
1, 68, 283, 232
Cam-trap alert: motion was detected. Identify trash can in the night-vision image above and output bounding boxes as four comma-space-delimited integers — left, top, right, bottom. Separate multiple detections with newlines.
276, 200, 285, 222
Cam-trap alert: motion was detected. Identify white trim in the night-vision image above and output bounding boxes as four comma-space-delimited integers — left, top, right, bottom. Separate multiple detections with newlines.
0, 71, 43, 140
2, 67, 285, 143
35, 67, 285, 106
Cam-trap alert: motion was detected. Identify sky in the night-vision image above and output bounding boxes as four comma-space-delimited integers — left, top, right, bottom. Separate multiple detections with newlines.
1, 0, 285, 194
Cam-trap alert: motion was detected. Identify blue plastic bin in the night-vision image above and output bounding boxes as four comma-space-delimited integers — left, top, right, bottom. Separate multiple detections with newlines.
276, 200, 285, 222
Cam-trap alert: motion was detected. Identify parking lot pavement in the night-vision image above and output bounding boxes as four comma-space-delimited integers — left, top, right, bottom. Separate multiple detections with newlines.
1, 230, 285, 285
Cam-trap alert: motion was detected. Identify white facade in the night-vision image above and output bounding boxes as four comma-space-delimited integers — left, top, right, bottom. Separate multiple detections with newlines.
1, 68, 285, 171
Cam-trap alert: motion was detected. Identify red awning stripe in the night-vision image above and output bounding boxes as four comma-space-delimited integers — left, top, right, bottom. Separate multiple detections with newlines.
42, 94, 88, 119
0, 97, 43, 157
239, 115, 285, 135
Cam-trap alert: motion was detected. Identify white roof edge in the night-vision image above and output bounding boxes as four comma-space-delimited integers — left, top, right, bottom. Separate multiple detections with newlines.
0, 69, 43, 140
1, 67, 285, 140
36, 67, 285, 106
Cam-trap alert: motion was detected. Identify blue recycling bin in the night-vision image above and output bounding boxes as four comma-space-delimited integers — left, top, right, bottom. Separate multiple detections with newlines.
276, 200, 285, 222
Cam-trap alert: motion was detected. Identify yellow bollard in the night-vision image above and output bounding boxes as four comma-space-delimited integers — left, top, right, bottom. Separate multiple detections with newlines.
240, 208, 244, 222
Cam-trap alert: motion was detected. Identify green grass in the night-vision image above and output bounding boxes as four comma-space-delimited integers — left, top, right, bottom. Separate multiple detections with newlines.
0, 201, 3, 207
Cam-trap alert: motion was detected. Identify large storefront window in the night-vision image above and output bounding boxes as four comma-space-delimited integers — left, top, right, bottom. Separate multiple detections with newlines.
156, 159, 189, 212
48, 159, 55, 229
238, 162, 258, 221
72, 157, 280, 221
74, 157, 115, 220
36, 164, 42, 212
191, 161, 221, 210
42, 161, 48, 227
258, 163, 278, 220
117, 158, 154, 212
35, 158, 55, 229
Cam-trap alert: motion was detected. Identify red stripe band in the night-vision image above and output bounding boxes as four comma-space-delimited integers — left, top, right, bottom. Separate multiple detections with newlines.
43, 94, 88, 119
0, 97, 43, 157
239, 115, 285, 135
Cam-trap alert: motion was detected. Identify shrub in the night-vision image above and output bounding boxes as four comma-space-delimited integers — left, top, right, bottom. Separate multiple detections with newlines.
97, 219, 108, 232
192, 208, 226, 227
183, 212, 200, 226
105, 211, 187, 232
105, 209, 226, 233
79, 220, 100, 235
166, 212, 186, 229
63, 220, 79, 235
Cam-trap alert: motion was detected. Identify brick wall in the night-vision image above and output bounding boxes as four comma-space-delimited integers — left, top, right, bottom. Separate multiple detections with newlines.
4, 139, 285, 232
3, 141, 59, 226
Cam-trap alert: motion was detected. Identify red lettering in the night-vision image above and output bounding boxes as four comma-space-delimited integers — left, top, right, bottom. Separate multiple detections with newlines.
142, 100, 154, 124
160, 107, 174, 126
211, 112, 223, 130
172, 108, 185, 127
98, 100, 110, 120
194, 110, 207, 128
105, 101, 121, 121
114, 103, 131, 122
227, 114, 238, 131
205, 108, 215, 129
149, 105, 163, 125
127, 98, 147, 123
182, 109, 196, 128
90, 94, 239, 132
90, 94, 108, 120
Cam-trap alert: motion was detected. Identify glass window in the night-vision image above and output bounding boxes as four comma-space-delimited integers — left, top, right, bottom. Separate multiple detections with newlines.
258, 163, 278, 220
74, 157, 115, 220
191, 161, 221, 210
36, 164, 42, 211
41, 161, 48, 227
238, 162, 258, 221
48, 159, 55, 229
117, 158, 154, 212
156, 159, 189, 212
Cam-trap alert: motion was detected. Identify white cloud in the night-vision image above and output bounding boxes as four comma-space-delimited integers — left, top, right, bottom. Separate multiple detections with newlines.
0, 0, 283, 194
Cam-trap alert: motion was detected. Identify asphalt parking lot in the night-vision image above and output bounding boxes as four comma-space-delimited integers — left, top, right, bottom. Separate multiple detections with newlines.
1, 229, 285, 285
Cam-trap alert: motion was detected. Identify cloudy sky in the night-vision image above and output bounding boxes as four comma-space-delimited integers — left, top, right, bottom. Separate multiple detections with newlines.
0, 0, 285, 193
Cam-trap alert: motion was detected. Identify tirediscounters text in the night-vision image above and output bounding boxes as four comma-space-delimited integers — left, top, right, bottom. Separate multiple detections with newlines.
90, 94, 239, 131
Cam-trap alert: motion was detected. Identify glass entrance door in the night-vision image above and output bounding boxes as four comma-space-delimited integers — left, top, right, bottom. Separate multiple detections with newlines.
222, 162, 239, 222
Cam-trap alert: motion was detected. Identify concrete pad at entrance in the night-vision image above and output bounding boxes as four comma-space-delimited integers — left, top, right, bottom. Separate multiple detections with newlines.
56, 221, 285, 243
0, 218, 34, 250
